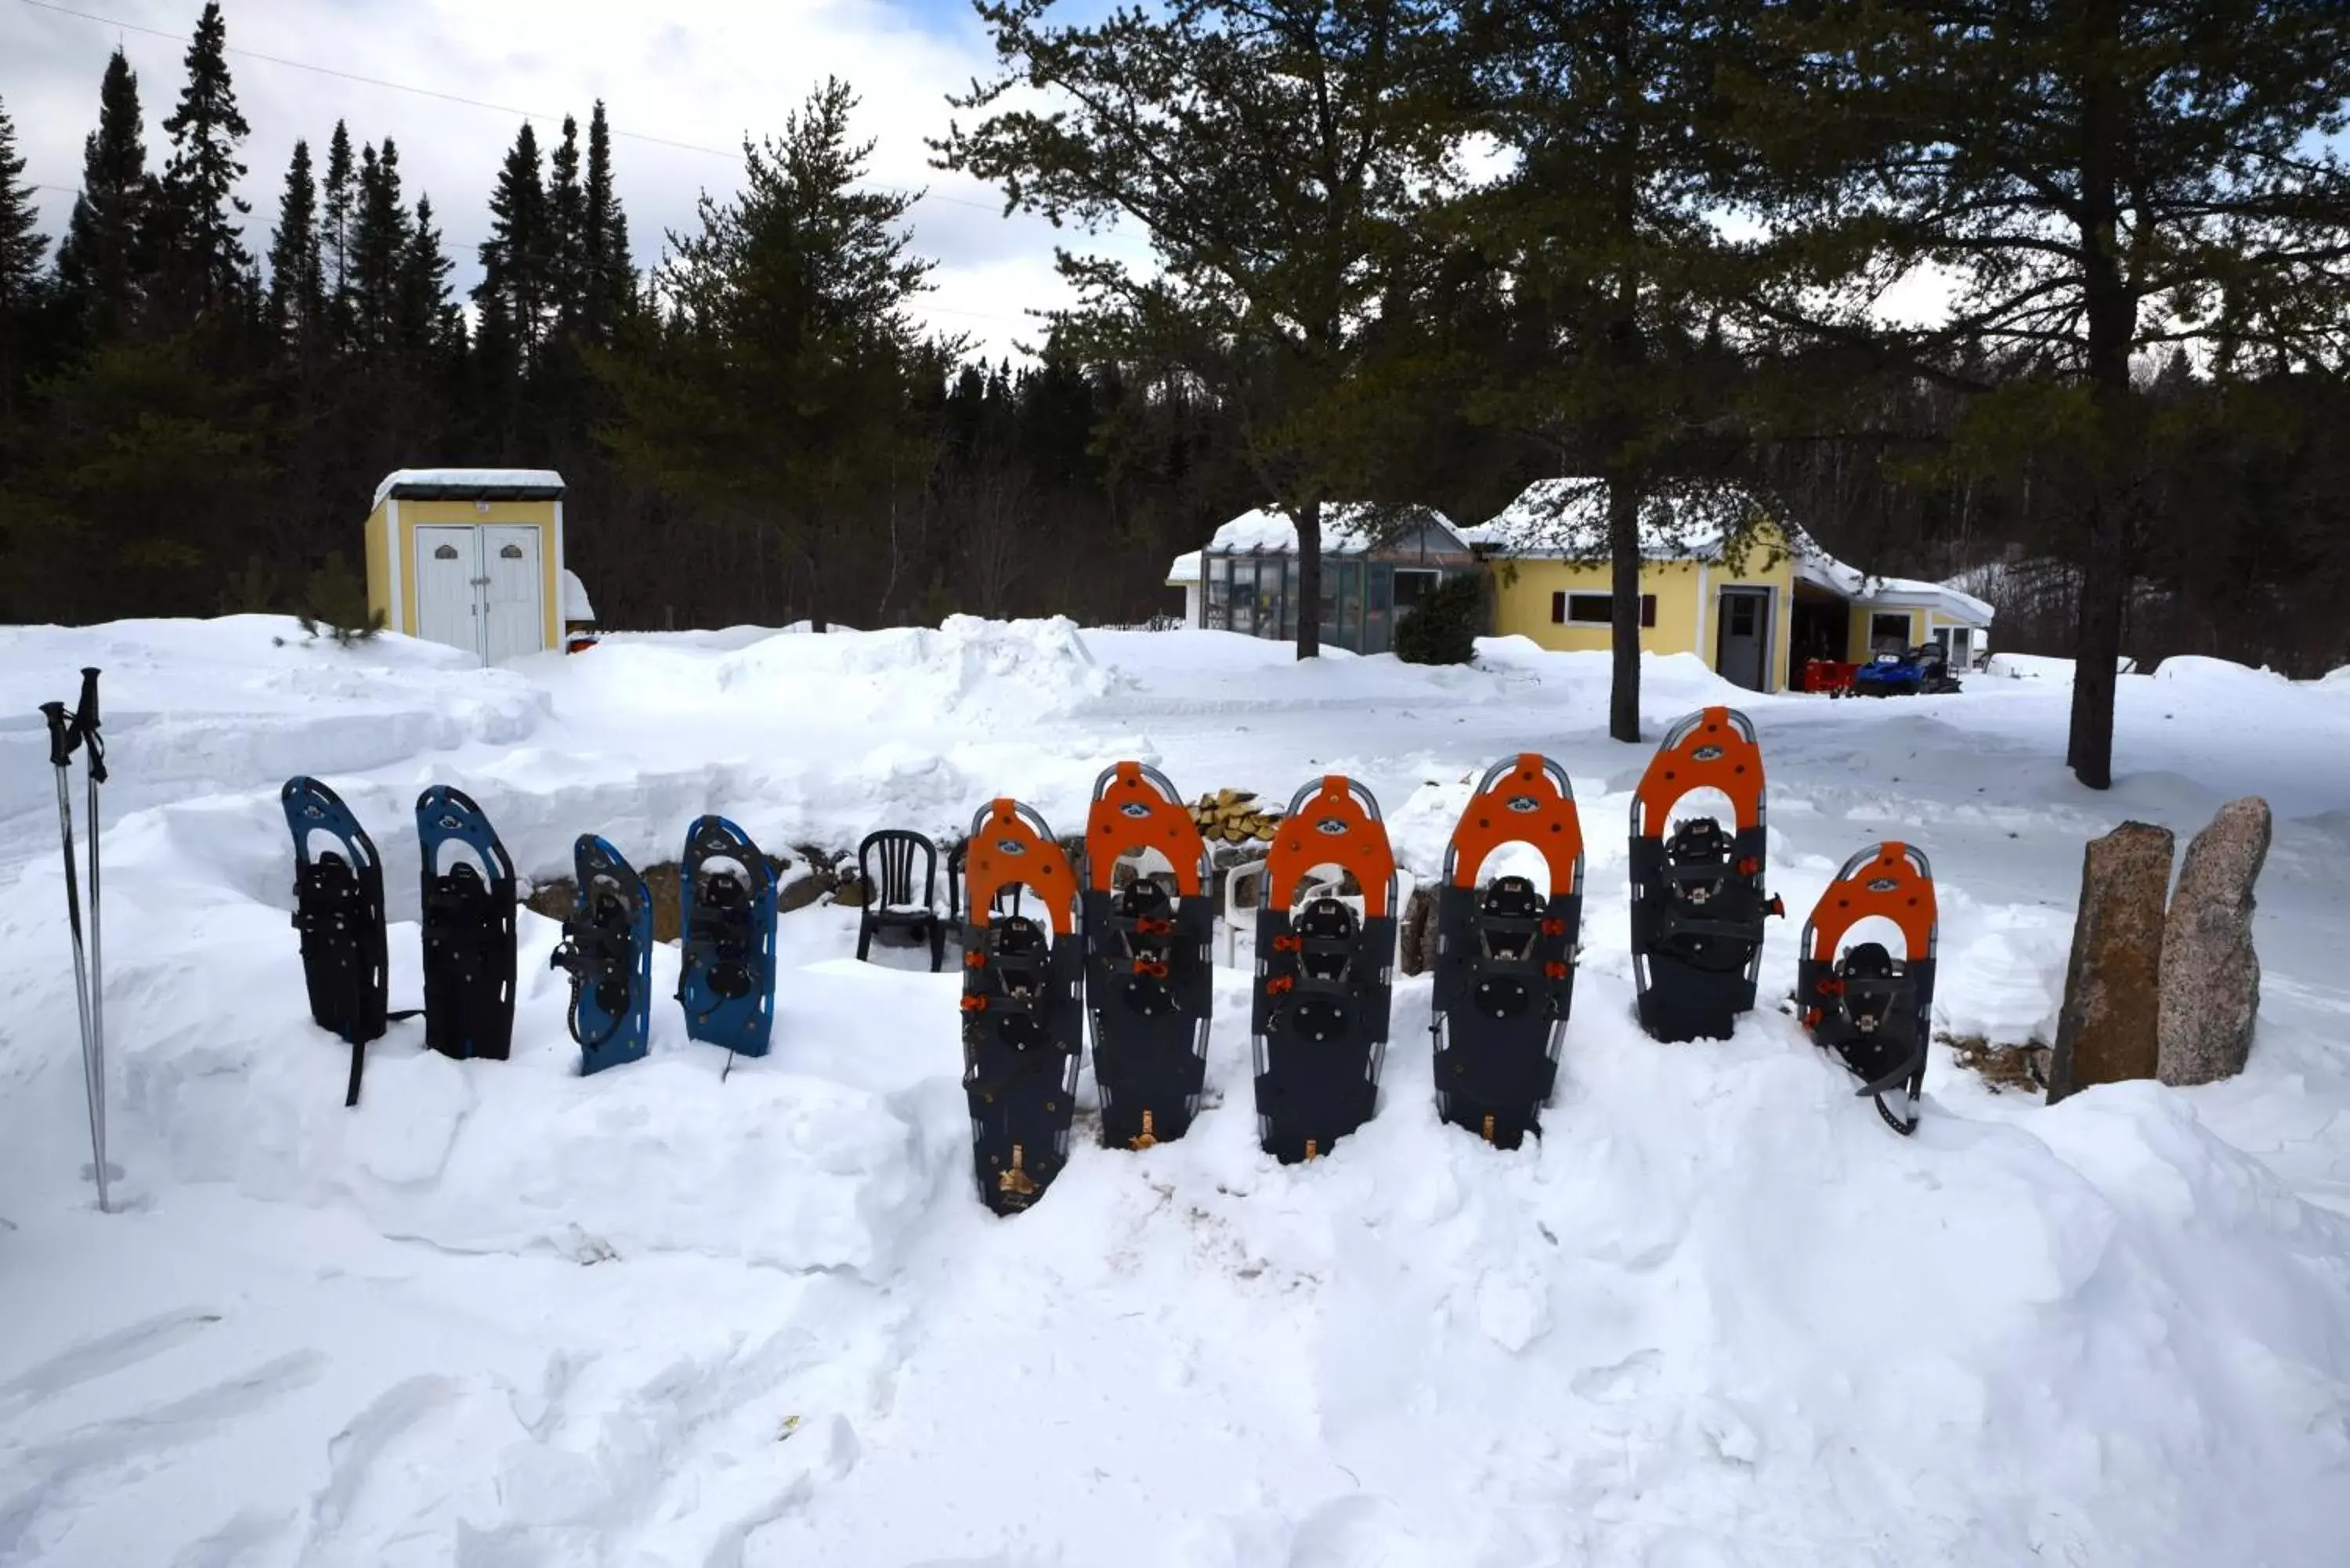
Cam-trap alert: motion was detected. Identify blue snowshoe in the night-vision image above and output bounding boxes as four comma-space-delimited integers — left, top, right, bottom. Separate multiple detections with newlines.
283, 776, 390, 1105
678, 815, 779, 1062
416, 786, 518, 1063
548, 835, 653, 1076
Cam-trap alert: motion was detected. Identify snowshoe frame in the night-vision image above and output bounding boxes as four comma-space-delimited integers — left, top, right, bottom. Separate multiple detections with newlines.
548, 834, 654, 1076
1797, 842, 1939, 1135
678, 815, 779, 1060
283, 776, 390, 1106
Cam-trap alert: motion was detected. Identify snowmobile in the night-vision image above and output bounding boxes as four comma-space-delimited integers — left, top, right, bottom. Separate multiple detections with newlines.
1629, 707, 1784, 1042
1430, 753, 1585, 1149
1796, 842, 1940, 1135
1850, 644, 1963, 697
1081, 761, 1213, 1151
959, 798, 1085, 1214
1251, 775, 1397, 1164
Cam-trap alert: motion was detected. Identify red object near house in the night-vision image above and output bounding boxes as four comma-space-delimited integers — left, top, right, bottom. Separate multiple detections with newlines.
1802, 659, 1858, 695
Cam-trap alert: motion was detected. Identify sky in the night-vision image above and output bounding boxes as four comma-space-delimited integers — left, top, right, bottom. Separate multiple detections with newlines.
2, 0, 1102, 362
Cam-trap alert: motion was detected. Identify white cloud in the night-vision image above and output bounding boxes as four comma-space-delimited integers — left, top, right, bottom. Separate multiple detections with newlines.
4, 0, 1083, 359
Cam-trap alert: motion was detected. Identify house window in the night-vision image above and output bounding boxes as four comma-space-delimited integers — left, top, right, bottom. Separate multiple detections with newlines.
1870, 612, 1912, 652
1555, 592, 1656, 627
1394, 568, 1439, 611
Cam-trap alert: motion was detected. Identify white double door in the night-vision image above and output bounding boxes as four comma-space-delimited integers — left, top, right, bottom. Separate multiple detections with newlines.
414, 524, 544, 663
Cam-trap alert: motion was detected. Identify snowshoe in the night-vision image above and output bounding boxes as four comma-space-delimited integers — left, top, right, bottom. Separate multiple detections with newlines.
548, 835, 653, 1076
678, 815, 779, 1061
1252, 775, 1397, 1165
960, 799, 1085, 1214
1082, 761, 1213, 1150
1629, 707, 1784, 1042
283, 777, 391, 1105
415, 786, 518, 1064
1797, 843, 1939, 1134
1432, 753, 1585, 1148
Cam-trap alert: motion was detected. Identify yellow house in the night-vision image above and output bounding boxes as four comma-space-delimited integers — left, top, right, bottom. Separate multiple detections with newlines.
1470, 478, 1994, 692
364, 468, 569, 664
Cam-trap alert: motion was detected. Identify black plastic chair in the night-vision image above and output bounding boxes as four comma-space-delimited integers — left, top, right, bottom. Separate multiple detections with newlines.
946, 836, 1027, 926
856, 829, 945, 971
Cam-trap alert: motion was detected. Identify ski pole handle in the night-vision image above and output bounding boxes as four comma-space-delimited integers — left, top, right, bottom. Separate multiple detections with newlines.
41, 701, 76, 767
75, 668, 100, 732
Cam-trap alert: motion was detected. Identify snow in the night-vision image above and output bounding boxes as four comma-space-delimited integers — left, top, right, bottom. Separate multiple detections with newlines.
560, 569, 595, 623
1201, 502, 1462, 557
4, 620, 2348, 1566
369, 467, 566, 510
1166, 549, 1201, 586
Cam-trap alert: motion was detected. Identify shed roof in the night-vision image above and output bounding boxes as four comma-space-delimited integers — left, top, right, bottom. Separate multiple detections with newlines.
1167, 550, 1202, 587
372, 468, 566, 509
1198, 502, 1467, 557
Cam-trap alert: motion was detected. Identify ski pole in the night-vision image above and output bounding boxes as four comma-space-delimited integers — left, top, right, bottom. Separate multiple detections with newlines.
40, 699, 104, 1213
74, 669, 110, 1213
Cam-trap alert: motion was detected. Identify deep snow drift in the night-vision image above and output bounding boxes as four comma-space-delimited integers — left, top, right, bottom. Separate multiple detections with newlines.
2, 616, 2346, 1567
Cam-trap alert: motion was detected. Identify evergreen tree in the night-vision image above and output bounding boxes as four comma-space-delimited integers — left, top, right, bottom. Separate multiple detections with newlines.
547, 114, 585, 334
320, 120, 355, 348
347, 140, 412, 356
396, 194, 454, 356
475, 123, 548, 372
156, 1, 252, 327
582, 101, 632, 347
52, 49, 151, 345
266, 139, 323, 355
0, 96, 48, 410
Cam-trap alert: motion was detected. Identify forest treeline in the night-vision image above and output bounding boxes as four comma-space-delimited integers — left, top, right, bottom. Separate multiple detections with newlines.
2, 3, 2347, 786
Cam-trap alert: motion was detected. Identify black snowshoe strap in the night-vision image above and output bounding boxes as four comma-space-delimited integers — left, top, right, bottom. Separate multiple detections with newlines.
1824, 945, 1925, 1136
551, 898, 639, 1051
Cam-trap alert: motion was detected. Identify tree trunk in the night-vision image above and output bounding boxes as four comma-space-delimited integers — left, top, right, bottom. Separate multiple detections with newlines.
1295, 495, 1323, 659
1606, 471, 1643, 743
2066, 0, 2128, 790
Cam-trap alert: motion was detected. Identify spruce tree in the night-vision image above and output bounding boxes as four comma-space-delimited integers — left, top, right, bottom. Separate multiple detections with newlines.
582, 101, 632, 346
396, 194, 454, 356
320, 121, 355, 349
475, 123, 548, 372
0, 96, 47, 410
547, 115, 585, 335
348, 140, 412, 356
157, 1, 253, 326
266, 139, 323, 355
52, 49, 151, 344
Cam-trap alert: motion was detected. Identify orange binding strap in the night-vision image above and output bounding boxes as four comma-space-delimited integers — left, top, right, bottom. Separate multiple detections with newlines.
1636, 706, 1766, 839
964, 798, 1080, 937
1806, 841, 1936, 963
1086, 761, 1206, 894
1265, 775, 1394, 919
1448, 753, 1584, 894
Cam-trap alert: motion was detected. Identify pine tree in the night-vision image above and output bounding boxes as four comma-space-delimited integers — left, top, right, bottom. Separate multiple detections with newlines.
582, 101, 632, 347
266, 139, 323, 356
396, 194, 454, 356
475, 123, 548, 372
347, 140, 412, 356
52, 49, 151, 344
0, 96, 48, 410
157, 1, 253, 327
320, 120, 355, 350
546, 114, 585, 335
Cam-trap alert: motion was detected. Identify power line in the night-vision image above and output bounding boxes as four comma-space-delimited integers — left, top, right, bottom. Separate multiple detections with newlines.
9, 0, 1005, 214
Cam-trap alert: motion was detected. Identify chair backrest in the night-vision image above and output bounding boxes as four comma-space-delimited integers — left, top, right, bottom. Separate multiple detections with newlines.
859, 829, 938, 910
946, 833, 1025, 919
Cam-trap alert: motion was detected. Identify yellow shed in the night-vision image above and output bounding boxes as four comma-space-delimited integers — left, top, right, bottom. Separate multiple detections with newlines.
365, 468, 568, 664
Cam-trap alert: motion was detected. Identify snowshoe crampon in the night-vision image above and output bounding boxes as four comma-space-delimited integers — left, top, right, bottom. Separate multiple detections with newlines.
416, 786, 518, 1063
678, 815, 779, 1060
283, 777, 389, 1105
960, 798, 1084, 1214
548, 834, 653, 1076
1798, 842, 1938, 1135
1433, 753, 1585, 1149
1629, 707, 1782, 1042
1252, 775, 1397, 1165
1083, 761, 1212, 1151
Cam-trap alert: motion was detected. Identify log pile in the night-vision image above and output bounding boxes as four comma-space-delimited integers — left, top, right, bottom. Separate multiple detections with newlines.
1191, 788, 1282, 845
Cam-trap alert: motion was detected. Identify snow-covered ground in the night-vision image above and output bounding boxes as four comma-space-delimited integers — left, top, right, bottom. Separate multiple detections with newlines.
2, 615, 2346, 1567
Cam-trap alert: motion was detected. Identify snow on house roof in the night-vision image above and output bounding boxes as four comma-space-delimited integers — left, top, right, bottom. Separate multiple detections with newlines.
1202, 502, 1463, 557
1166, 550, 1201, 587
371, 468, 567, 509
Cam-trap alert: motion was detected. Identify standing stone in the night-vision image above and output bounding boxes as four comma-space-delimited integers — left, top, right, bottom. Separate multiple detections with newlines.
2045, 821, 2175, 1106
2157, 797, 2272, 1087
1397, 883, 1438, 977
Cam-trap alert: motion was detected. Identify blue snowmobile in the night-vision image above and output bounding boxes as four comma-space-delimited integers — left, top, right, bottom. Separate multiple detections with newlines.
1851, 644, 1962, 697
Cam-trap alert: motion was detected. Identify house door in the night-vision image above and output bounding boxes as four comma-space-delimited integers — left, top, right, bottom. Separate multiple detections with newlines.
480, 525, 544, 663
415, 526, 480, 656
1716, 587, 1770, 691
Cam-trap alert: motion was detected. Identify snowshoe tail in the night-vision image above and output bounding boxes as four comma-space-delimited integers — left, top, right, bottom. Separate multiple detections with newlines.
678, 815, 779, 1060
960, 799, 1084, 1213
283, 777, 390, 1105
1082, 761, 1213, 1150
415, 786, 519, 1064
1252, 775, 1397, 1164
1431, 753, 1584, 1148
1797, 842, 1938, 1135
1628, 708, 1780, 1042
548, 834, 653, 1076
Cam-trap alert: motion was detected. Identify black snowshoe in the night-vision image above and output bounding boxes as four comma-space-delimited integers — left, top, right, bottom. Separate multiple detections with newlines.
282, 777, 392, 1105
416, 786, 518, 1064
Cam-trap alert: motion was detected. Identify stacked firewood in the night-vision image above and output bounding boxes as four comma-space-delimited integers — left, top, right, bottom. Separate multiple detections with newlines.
1191, 787, 1282, 845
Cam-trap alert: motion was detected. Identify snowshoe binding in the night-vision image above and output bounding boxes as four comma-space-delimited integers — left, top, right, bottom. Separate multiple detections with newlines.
283, 776, 390, 1106
1797, 843, 1938, 1135
1432, 753, 1585, 1149
678, 815, 779, 1063
960, 799, 1085, 1214
1629, 707, 1783, 1042
415, 786, 518, 1064
548, 834, 653, 1076
1082, 761, 1213, 1151
1252, 775, 1397, 1165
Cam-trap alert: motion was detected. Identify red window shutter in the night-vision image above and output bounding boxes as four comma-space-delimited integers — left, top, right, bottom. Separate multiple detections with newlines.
1551, 591, 1566, 623
1640, 594, 1658, 628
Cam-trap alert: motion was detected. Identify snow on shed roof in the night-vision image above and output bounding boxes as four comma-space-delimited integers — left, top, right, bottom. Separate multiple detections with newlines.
1166, 550, 1202, 586
372, 468, 566, 509
1203, 502, 1464, 557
